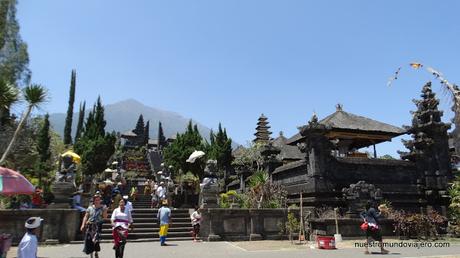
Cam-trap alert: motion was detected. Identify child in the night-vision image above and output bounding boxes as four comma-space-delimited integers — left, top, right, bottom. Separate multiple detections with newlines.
190, 206, 201, 242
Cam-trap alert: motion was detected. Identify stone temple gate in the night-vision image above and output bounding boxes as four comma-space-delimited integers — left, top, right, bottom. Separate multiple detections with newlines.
270, 82, 452, 215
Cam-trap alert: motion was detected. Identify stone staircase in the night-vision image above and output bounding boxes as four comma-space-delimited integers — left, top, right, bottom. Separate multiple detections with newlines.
100, 194, 194, 242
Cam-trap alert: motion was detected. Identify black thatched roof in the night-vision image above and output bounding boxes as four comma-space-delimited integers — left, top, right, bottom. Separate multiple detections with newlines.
287, 109, 405, 145
272, 134, 303, 161
320, 109, 405, 134
272, 159, 307, 175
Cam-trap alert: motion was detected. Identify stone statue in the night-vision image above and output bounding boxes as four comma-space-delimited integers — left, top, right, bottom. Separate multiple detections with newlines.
199, 160, 219, 208
56, 155, 76, 186
342, 181, 382, 218
200, 160, 218, 191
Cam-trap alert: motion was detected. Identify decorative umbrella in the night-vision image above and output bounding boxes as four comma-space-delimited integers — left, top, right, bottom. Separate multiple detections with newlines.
0, 167, 35, 195
61, 150, 81, 164
186, 150, 205, 163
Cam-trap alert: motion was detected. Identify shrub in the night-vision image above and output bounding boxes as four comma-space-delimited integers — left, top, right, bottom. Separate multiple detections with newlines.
391, 209, 447, 240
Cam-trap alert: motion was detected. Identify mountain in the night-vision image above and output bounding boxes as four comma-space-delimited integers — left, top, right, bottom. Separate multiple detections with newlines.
49, 99, 215, 143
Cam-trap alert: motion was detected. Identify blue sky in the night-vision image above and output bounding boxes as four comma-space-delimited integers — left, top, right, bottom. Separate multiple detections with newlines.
16, 0, 460, 156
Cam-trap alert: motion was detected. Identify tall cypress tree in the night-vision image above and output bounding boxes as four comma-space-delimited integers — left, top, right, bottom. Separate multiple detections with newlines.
36, 113, 51, 186
74, 101, 85, 143
144, 120, 150, 145
133, 114, 144, 136
208, 123, 233, 172
63, 69, 76, 145
158, 121, 166, 150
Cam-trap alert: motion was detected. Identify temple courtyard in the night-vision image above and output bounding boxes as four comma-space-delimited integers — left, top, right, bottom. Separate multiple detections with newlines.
6, 240, 460, 258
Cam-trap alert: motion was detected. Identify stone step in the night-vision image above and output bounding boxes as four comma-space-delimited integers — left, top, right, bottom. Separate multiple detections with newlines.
101, 227, 192, 233
103, 217, 191, 223
102, 220, 191, 228
100, 231, 193, 239
71, 237, 195, 244
102, 222, 192, 229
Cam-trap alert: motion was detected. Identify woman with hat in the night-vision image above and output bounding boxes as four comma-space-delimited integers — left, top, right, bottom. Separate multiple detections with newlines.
111, 199, 133, 258
80, 194, 108, 258
17, 217, 43, 258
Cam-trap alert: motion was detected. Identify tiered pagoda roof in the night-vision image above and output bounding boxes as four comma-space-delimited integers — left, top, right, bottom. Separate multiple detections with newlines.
253, 114, 272, 144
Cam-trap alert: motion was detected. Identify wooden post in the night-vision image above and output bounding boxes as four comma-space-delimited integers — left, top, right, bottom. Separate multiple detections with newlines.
299, 191, 305, 242
373, 144, 377, 159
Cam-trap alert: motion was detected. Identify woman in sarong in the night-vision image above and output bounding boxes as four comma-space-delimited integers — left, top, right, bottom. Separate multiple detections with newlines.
80, 194, 108, 258
111, 199, 133, 258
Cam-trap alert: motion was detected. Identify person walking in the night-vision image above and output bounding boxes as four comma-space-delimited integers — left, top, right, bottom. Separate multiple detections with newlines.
111, 199, 133, 258
17, 217, 43, 258
143, 179, 152, 195
80, 194, 108, 258
72, 189, 86, 212
130, 186, 138, 201
156, 182, 166, 206
157, 199, 171, 246
360, 201, 389, 255
122, 195, 133, 215
190, 206, 201, 242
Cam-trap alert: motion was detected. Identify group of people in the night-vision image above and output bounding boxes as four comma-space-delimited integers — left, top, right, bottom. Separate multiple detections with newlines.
79, 194, 132, 258
17, 198, 390, 258
5, 187, 47, 210
76, 192, 200, 258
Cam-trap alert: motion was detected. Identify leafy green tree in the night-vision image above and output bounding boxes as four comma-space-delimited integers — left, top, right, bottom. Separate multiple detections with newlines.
232, 142, 264, 172
163, 120, 206, 179
0, 79, 18, 126
0, 0, 30, 86
0, 116, 40, 172
449, 176, 460, 234
63, 70, 76, 145
74, 101, 85, 143
0, 84, 47, 165
36, 113, 51, 186
207, 123, 233, 170
74, 97, 116, 176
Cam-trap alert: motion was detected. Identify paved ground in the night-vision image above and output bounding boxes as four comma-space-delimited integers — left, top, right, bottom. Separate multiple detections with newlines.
7, 240, 460, 258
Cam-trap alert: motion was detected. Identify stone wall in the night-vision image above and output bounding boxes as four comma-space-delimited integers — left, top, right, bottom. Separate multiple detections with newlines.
199, 208, 396, 241
308, 218, 395, 238
199, 208, 293, 241
0, 209, 80, 244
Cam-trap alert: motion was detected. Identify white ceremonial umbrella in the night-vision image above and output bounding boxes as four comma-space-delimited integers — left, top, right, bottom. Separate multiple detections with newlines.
186, 150, 205, 163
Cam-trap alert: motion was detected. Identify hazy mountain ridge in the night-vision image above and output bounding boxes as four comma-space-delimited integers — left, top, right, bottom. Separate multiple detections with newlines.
49, 99, 215, 143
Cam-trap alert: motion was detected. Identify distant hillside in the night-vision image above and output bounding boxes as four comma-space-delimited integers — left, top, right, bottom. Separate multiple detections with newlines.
49, 99, 216, 143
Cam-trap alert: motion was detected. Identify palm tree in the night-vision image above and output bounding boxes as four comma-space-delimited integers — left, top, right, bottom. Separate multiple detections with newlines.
0, 80, 20, 126
0, 84, 47, 165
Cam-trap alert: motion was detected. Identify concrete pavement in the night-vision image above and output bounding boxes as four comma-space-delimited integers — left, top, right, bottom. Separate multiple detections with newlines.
6, 240, 460, 258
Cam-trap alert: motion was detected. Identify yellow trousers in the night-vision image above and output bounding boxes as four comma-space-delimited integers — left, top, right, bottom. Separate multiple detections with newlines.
159, 224, 169, 237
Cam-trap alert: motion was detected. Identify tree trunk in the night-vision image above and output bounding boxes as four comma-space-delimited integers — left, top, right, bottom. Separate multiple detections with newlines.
0, 106, 32, 165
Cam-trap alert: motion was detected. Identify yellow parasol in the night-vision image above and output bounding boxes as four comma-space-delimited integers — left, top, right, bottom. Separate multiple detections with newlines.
61, 150, 81, 163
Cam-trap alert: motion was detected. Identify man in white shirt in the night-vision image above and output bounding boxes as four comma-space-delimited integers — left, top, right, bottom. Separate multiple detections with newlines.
156, 182, 167, 202
17, 217, 43, 258
122, 195, 133, 214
